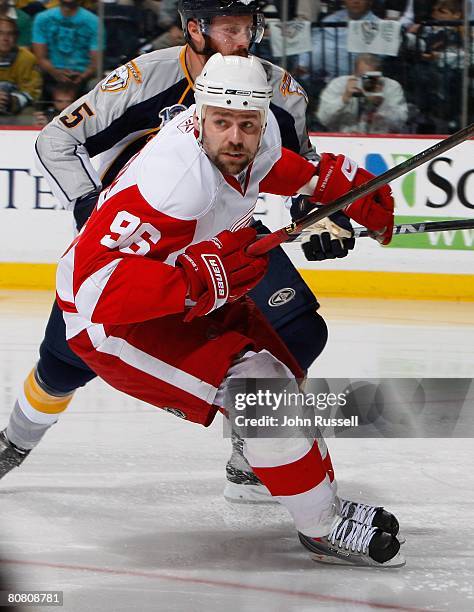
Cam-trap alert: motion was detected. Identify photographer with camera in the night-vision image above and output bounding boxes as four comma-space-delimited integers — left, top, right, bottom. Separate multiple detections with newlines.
316, 53, 408, 133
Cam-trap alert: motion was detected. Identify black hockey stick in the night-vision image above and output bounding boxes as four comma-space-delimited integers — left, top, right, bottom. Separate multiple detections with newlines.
353, 218, 474, 238
283, 218, 474, 241
247, 123, 474, 256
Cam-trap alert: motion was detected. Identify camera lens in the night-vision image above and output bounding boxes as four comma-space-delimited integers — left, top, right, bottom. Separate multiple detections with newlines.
362, 76, 377, 93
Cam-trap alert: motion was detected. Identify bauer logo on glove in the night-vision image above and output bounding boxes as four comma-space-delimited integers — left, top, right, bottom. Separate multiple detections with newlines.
177, 228, 268, 322
201, 254, 229, 301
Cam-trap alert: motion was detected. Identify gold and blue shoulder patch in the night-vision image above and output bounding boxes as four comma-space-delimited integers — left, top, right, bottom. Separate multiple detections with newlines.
280, 72, 308, 103
101, 61, 142, 93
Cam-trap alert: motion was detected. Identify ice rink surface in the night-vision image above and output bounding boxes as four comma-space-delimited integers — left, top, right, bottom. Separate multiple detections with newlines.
0, 290, 473, 612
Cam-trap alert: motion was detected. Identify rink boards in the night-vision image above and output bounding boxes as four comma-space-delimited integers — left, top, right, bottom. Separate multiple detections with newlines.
0, 128, 472, 299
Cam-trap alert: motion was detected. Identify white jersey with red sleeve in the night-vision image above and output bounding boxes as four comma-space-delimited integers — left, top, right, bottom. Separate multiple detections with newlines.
56, 105, 317, 340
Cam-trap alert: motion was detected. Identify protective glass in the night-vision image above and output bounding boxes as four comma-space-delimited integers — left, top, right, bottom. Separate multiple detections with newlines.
198, 14, 265, 47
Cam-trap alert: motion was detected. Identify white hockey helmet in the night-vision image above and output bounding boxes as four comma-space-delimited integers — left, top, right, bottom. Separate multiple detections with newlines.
194, 53, 273, 144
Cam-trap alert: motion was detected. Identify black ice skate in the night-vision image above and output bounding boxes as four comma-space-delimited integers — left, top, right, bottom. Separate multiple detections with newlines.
224, 433, 272, 502
339, 499, 398, 534
299, 517, 405, 568
0, 429, 30, 478
224, 433, 404, 537
339, 499, 405, 544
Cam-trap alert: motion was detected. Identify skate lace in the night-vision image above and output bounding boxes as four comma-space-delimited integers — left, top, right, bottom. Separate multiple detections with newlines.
340, 500, 378, 527
329, 518, 377, 554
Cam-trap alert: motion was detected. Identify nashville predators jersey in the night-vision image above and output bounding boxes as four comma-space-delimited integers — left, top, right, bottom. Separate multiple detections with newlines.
36, 45, 316, 210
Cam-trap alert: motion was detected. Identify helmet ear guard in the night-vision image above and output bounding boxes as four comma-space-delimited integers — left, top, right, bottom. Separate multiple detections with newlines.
194, 53, 273, 146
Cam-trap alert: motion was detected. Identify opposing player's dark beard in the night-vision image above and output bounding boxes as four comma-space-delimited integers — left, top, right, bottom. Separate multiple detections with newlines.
193, 36, 216, 58
192, 36, 249, 58
231, 48, 249, 57
188, 35, 218, 58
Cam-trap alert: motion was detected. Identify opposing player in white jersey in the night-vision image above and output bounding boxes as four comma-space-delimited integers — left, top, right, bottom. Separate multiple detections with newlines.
53, 54, 403, 567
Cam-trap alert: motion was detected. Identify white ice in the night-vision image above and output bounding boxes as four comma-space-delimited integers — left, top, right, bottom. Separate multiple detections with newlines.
0, 291, 473, 612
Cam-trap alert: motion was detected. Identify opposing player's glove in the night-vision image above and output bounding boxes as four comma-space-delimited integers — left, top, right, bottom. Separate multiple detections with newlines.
311, 153, 394, 245
302, 212, 355, 261
176, 227, 268, 322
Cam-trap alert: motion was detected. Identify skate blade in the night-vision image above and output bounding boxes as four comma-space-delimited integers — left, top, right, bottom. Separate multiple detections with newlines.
223, 481, 277, 504
309, 551, 406, 568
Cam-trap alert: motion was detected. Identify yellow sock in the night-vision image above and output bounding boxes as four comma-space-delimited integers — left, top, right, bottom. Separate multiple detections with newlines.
18, 368, 74, 425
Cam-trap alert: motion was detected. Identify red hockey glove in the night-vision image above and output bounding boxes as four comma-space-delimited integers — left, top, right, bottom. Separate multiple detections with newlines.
176, 227, 268, 322
311, 153, 394, 245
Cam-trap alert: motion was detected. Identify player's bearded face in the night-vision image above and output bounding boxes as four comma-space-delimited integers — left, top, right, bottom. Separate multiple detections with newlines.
204, 16, 254, 57
200, 107, 262, 176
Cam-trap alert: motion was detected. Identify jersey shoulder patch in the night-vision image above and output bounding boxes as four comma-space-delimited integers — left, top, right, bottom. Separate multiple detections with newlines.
175, 112, 195, 133
258, 57, 309, 104
101, 61, 142, 93
279, 71, 308, 103
159, 104, 189, 129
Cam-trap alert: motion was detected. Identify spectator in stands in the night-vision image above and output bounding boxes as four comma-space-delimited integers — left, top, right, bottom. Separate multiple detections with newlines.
380, 1, 433, 111
262, 1, 298, 20
15, 1, 46, 19
154, 0, 179, 28
100, 1, 146, 69
136, 0, 163, 43
256, 2, 318, 68
309, 0, 380, 78
252, 3, 278, 62
148, 15, 184, 51
296, 0, 320, 22
381, 1, 435, 27
411, 0, 464, 131
33, 80, 77, 125
142, 0, 185, 52
0, 16, 41, 115
0, 0, 32, 46
317, 53, 408, 133
32, 0, 99, 93
419, 0, 463, 67
260, 1, 320, 21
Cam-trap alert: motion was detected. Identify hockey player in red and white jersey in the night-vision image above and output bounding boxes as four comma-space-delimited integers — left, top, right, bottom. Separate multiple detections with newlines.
55, 54, 403, 567
0, 0, 335, 487
1, 0, 400, 538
